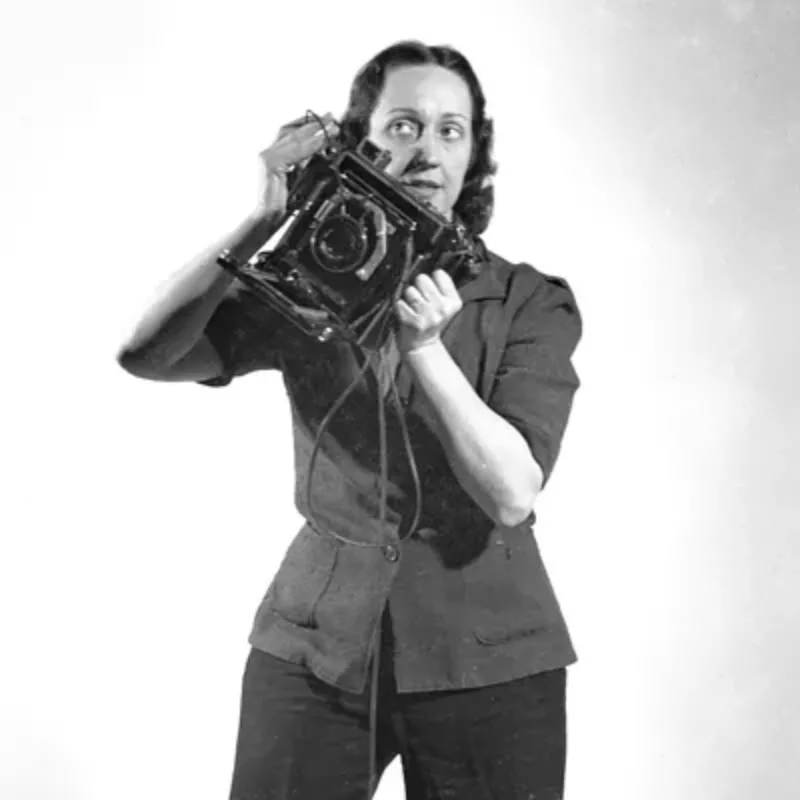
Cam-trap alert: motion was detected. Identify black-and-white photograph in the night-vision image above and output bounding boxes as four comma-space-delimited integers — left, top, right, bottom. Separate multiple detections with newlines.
2, 1, 798, 798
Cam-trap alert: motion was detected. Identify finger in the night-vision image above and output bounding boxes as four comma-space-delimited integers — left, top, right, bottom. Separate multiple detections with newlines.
394, 299, 418, 322
274, 116, 315, 141
314, 116, 340, 141
282, 111, 334, 129
413, 273, 439, 301
282, 115, 314, 130
307, 111, 337, 126
274, 117, 335, 152
262, 125, 336, 173
287, 118, 338, 155
294, 113, 338, 138
402, 286, 427, 313
430, 268, 457, 296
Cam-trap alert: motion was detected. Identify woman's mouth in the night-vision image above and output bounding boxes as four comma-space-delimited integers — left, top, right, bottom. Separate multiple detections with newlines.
403, 180, 442, 197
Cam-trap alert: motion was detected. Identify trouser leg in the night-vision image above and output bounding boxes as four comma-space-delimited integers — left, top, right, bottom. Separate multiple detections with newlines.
395, 668, 568, 800
228, 648, 399, 800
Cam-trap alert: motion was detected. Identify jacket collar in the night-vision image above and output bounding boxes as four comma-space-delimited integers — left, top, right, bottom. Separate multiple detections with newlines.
455, 238, 507, 304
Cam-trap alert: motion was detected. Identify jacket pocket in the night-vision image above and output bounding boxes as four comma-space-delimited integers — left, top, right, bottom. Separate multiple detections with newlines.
267, 522, 339, 628
473, 608, 544, 645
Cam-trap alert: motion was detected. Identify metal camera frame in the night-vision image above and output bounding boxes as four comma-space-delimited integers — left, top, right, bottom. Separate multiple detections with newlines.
217, 138, 480, 349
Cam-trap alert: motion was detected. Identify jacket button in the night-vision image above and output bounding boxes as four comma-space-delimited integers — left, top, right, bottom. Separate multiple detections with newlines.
383, 544, 399, 562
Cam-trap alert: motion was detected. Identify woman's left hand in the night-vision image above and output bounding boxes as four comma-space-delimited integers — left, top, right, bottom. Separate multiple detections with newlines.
394, 269, 463, 355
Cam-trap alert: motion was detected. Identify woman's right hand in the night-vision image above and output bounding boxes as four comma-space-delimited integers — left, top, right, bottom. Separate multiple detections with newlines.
255, 112, 340, 218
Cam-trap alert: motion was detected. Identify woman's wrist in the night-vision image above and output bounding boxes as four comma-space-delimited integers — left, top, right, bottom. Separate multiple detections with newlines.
400, 336, 445, 359
224, 209, 281, 263
249, 203, 282, 225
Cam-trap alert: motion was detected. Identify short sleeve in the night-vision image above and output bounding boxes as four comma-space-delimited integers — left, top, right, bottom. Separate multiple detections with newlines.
488, 271, 582, 488
198, 281, 290, 387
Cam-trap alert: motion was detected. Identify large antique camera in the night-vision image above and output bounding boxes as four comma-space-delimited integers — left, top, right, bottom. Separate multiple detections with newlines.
216, 133, 482, 350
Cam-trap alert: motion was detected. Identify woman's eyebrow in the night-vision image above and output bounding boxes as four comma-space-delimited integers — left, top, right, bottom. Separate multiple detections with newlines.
387, 107, 469, 121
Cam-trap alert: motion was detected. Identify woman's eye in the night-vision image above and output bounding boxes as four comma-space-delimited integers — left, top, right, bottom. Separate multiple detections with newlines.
441, 124, 464, 140
389, 120, 418, 137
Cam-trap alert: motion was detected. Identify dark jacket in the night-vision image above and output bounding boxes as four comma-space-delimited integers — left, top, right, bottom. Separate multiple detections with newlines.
199, 242, 582, 694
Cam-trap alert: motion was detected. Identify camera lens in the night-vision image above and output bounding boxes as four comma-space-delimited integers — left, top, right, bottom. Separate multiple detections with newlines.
311, 215, 368, 273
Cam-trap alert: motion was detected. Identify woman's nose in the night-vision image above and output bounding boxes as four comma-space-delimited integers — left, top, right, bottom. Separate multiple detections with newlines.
404, 137, 441, 175
413, 129, 440, 163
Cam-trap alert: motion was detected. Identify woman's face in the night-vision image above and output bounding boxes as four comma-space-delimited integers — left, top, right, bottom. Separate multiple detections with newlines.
367, 64, 474, 220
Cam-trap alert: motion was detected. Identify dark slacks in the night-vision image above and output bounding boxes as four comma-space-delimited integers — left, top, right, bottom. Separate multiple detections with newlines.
228, 646, 567, 800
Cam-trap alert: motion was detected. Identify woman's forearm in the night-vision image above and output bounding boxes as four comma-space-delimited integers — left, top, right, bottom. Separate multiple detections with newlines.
117, 210, 279, 372
404, 340, 542, 527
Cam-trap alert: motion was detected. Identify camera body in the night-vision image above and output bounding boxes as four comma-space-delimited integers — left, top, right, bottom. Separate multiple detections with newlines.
217, 137, 482, 349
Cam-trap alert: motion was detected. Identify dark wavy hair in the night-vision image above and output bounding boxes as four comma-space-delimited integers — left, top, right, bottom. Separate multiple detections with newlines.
338, 40, 498, 237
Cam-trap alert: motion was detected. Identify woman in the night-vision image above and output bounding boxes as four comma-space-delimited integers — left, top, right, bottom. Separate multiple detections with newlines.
118, 39, 582, 800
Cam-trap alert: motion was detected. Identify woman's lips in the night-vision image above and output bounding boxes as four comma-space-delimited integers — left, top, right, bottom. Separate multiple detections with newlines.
404, 181, 441, 197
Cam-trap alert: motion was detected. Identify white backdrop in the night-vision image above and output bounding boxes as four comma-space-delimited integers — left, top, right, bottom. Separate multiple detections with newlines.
2, 1, 798, 798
